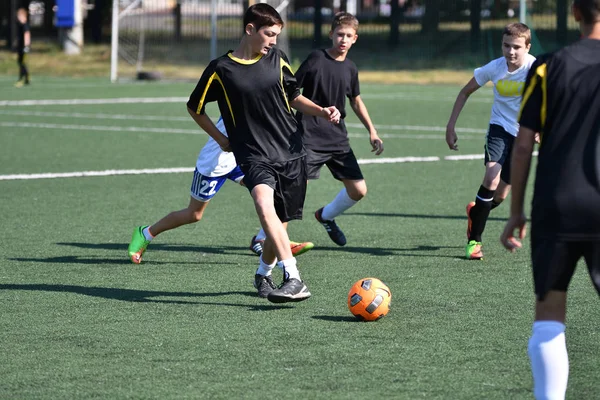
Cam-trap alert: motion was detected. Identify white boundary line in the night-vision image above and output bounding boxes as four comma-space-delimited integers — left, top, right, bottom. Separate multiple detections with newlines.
0, 120, 485, 140
0, 155, 492, 181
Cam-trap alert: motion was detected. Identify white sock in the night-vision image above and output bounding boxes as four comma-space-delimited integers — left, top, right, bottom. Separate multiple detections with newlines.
321, 188, 358, 221
256, 228, 267, 241
528, 320, 569, 400
256, 255, 276, 277
277, 258, 300, 281
142, 226, 154, 241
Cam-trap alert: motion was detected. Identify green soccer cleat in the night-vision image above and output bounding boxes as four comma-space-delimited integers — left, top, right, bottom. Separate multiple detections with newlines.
466, 240, 483, 260
290, 241, 315, 256
128, 226, 151, 264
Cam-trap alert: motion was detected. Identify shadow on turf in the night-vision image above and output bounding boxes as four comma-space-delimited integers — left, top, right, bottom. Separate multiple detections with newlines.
313, 245, 463, 258
0, 283, 293, 309
312, 315, 359, 323
7, 256, 236, 266
56, 242, 253, 256
346, 212, 505, 221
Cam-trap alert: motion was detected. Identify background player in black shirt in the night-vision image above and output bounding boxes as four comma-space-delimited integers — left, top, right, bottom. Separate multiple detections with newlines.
295, 12, 383, 247
15, 8, 30, 87
187, 4, 340, 303
501, 1, 600, 397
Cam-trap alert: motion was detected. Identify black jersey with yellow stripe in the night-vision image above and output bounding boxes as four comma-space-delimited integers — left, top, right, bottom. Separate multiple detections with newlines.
519, 38, 600, 239
187, 47, 303, 164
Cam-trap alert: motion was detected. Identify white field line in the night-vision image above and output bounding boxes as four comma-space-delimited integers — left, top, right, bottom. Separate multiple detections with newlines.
0, 110, 488, 134
0, 120, 485, 140
0, 94, 493, 107
0, 97, 188, 107
0, 154, 504, 181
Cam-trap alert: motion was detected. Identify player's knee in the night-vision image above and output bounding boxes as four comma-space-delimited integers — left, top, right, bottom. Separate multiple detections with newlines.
346, 181, 367, 201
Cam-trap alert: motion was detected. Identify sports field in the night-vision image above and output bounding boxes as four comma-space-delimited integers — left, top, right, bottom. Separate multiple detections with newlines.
1, 77, 598, 399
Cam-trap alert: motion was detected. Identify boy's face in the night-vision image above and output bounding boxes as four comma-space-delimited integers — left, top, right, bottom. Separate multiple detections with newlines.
501, 35, 531, 67
329, 25, 358, 54
247, 24, 281, 55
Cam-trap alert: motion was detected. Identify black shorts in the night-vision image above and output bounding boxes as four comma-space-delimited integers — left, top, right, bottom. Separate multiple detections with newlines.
484, 124, 515, 184
239, 158, 307, 222
531, 232, 600, 301
306, 148, 364, 181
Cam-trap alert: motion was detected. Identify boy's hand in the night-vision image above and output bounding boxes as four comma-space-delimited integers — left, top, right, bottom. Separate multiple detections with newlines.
445, 125, 458, 151
23, 46, 30, 53
500, 213, 527, 252
370, 132, 384, 155
322, 106, 341, 124
534, 132, 541, 144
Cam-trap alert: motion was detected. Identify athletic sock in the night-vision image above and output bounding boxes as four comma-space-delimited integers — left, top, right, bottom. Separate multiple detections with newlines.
528, 321, 569, 400
143, 226, 155, 241
278, 257, 300, 281
469, 185, 495, 242
255, 228, 267, 241
321, 188, 358, 221
256, 255, 277, 277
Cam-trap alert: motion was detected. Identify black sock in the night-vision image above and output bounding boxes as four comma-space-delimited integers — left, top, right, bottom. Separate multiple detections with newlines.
490, 199, 502, 210
469, 185, 495, 242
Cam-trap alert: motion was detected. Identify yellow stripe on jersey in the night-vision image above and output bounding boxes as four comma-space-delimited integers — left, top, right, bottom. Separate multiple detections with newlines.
227, 52, 263, 64
539, 63, 547, 131
279, 58, 293, 113
195, 72, 236, 127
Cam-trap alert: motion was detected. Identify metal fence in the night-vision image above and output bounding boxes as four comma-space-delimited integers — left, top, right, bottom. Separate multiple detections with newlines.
110, 0, 577, 77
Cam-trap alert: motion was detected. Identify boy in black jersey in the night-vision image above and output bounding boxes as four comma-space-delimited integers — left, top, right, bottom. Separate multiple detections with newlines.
501, 1, 600, 398
295, 12, 383, 247
15, 8, 31, 87
187, 4, 340, 303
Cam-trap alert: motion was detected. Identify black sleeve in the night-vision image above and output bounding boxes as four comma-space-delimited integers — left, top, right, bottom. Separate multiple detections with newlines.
279, 49, 301, 101
350, 64, 360, 98
519, 57, 548, 132
186, 60, 223, 115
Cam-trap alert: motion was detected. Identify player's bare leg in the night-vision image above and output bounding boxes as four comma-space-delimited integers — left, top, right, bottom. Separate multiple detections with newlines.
128, 197, 209, 264
251, 184, 310, 302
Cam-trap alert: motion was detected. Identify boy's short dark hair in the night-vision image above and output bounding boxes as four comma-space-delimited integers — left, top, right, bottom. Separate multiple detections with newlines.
330, 12, 359, 33
243, 4, 284, 33
503, 22, 531, 46
574, 0, 600, 24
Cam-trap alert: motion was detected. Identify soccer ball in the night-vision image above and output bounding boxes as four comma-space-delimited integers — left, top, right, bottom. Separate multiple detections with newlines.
347, 277, 391, 321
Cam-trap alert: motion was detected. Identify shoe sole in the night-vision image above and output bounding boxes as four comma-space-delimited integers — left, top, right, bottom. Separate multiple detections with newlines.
267, 292, 312, 303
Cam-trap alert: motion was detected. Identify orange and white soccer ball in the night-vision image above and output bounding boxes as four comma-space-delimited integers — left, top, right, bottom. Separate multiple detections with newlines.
347, 277, 391, 321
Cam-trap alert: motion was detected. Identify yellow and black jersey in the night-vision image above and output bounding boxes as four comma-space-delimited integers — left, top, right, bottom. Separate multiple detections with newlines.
295, 49, 360, 152
187, 47, 303, 164
519, 38, 600, 239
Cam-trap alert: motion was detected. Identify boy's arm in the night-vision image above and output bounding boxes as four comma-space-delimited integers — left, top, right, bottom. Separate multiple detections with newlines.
290, 95, 340, 124
445, 77, 481, 150
500, 126, 535, 251
350, 95, 383, 155
187, 107, 231, 152
24, 29, 31, 52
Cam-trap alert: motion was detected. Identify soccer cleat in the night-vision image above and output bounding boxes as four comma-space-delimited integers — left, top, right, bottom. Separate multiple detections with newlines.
290, 241, 314, 256
466, 240, 483, 260
267, 278, 311, 303
14, 80, 25, 88
466, 201, 476, 240
128, 225, 151, 264
315, 207, 347, 246
253, 274, 277, 298
249, 236, 264, 256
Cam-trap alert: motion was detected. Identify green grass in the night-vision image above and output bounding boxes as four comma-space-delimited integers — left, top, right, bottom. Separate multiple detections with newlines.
0, 77, 598, 399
